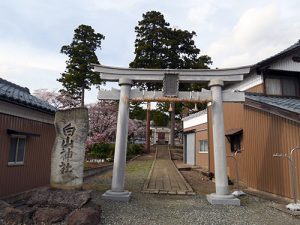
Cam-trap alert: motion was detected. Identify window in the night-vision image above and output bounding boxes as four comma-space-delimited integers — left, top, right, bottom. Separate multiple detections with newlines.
8, 135, 26, 165
199, 140, 208, 153
265, 77, 299, 97
230, 135, 241, 153
225, 129, 243, 153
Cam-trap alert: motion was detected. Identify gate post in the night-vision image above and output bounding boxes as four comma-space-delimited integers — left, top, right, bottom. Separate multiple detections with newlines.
102, 78, 132, 202
207, 79, 240, 205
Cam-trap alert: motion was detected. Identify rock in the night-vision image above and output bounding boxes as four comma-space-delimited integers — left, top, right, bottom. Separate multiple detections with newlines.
82, 200, 101, 212
21, 206, 37, 225
47, 190, 91, 209
27, 189, 91, 209
27, 188, 50, 206
66, 207, 101, 225
2, 207, 24, 224
33, 207, 69, 225
0, 200, 10, 210
51, 108, 89, 189
1, 206, 36, 224
0, 200, 11, 219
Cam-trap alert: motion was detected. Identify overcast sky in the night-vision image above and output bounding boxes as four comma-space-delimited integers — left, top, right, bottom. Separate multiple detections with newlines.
0, 0, 299, 103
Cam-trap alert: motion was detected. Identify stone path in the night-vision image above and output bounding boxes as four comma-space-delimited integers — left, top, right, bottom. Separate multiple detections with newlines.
142, 145, 194, 195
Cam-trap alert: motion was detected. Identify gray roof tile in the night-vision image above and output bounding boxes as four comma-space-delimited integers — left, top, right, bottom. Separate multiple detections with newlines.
246, 93, 300, 114
0, 77, 56, 113
254, 40, 300, 69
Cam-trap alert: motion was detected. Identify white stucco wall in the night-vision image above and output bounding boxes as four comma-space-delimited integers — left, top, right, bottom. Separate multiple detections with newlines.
183, 111, 207, 129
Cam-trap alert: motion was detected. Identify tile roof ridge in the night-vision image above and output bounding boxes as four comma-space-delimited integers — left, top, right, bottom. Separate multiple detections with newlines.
0, 77, 30, 94
245, 92, 300, 100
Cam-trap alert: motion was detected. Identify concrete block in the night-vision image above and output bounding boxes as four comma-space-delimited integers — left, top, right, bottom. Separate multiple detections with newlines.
102, 190, 131, 202
207, 193, 240, 206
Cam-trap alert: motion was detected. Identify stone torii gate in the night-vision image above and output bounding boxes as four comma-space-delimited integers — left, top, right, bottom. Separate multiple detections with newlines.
93, 64, 250, 205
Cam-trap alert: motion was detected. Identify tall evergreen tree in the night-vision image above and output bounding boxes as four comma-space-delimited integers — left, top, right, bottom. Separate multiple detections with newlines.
58, 24, 105, 106
129, 11, 169, 70
130, 11, 212, 72
130, 11, 212, 109
130, 11, 212, 92
130, 11, 212, 146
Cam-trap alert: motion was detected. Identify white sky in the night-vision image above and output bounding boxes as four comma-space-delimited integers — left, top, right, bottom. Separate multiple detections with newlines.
0, 0, 299, 104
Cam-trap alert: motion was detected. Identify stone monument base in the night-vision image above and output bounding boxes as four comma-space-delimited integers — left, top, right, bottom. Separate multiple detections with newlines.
102, 190, 132, 202
207, 193, 240, 205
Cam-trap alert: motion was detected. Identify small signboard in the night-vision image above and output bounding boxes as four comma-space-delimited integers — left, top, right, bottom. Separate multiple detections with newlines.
163, 74, 179, 97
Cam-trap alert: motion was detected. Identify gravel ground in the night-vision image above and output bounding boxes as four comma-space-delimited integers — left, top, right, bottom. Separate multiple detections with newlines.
85, 153, 300, 225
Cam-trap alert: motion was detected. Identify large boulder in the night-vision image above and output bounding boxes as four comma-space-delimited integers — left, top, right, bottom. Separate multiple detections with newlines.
1, 206, 35, 225
27, 189, 91, 209
67, 207, 101, 225
33, 207, 69, 224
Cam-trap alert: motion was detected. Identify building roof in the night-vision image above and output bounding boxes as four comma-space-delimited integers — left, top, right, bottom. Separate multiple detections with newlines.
0, 77, 56, 114
246, 93, 300, 115
253, 40, 300, 70
182, 109, 207, 121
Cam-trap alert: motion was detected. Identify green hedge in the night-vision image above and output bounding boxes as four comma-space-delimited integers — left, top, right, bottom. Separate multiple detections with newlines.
88, 143, 143, 161
127, 144, 143, 156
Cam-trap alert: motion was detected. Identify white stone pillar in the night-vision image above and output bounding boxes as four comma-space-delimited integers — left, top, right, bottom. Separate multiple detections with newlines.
102, 78, 132, 202
206, 80, 240, 205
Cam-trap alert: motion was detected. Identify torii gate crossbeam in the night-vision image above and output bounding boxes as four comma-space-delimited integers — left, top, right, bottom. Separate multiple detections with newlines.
93, 64, 250, 205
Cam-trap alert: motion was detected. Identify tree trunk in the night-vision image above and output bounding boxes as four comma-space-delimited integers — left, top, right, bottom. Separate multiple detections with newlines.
81, 85, 85, 107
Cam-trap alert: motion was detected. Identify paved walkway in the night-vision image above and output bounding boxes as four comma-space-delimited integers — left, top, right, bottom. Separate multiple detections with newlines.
142, 145, 194, 195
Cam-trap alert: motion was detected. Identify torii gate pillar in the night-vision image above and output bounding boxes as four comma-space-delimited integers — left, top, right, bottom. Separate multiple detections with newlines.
102, 78, 132, 202
207, 79, 240, 205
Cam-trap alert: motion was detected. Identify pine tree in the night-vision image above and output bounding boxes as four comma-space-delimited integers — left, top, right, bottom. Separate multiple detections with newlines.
58, 24, 105, 106
130, 11, 213, 146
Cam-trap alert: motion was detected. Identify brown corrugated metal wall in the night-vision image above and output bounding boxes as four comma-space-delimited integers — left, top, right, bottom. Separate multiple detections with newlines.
0, 113, 55, 197
208, 102, 300, 199
242, 105, 300, 198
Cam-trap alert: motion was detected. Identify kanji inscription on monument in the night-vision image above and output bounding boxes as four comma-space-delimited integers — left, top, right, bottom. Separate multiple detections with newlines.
51, 108, 88, 189
59, 123, 76, 174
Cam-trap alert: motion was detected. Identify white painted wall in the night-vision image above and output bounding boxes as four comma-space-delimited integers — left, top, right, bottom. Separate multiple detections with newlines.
183, 112, 207, 129
270, 54, 300, 72
225, 72, 263, 92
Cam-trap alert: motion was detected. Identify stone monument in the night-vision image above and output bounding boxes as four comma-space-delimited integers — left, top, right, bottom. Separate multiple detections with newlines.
50, 107, 89, 189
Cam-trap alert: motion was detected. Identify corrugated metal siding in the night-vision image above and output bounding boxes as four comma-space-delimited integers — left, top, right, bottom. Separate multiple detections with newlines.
0, 113, 55, 197
246, 84, 264, 94
208, 102, 300, 199
242, 105, 300, 198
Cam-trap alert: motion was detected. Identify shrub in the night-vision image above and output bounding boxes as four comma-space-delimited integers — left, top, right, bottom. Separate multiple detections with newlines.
88, 143, 142, 161
90, 143, 110, 160
127, 144, 143, 156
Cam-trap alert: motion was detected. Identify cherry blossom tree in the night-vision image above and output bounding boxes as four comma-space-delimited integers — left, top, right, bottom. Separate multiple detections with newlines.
33, 89, 80, 109
86, 101, 146, 149
34, 90, 146, 149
